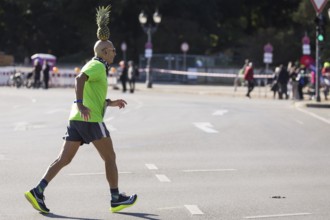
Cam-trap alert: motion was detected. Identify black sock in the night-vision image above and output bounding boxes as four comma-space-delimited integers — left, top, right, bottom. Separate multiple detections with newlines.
35, 179, 48, 195
110, 188, 119, 201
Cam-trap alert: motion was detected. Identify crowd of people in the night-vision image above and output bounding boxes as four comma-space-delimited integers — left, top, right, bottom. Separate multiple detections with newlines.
236, 59, 330, 101
116, 60, 139, 93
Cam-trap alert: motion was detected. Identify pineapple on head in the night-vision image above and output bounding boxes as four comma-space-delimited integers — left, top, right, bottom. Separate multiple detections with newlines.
96, 5, 111, 41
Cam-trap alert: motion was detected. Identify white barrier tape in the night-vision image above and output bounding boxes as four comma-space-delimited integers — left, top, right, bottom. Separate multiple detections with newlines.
50, 72, 117, 87
148, 68, 274, 79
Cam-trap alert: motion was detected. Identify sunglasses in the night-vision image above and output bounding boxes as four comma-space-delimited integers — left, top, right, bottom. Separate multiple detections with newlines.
102, 47, 116, 53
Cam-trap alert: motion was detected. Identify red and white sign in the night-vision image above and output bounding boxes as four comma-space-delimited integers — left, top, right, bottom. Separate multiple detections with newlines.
310, 0, 327, 13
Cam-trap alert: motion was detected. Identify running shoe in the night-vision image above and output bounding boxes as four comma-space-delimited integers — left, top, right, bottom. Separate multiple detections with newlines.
24, 189, 50, 213
110, 193, 137, 213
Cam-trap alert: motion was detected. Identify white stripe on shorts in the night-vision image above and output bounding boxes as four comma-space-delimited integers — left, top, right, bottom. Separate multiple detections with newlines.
98, 122, 107, 137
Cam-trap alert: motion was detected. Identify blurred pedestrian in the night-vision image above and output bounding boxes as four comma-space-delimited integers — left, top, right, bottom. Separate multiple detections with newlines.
321, 62, 330, 100
297, 65, 307, 100
234, 59, 249, 91
271, 66, 280, 99
127, 60, 136, 93
244, 62, 254, 98
277, 64, 290, 99
288, 63, 299, 100
33, 60, 42, 88
119, 60, 127, 92
43, 61, 50, 89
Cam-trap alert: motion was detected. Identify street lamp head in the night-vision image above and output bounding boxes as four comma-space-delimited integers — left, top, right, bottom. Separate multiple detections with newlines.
153, 10, 162, 24
139, 11, 147, 24
328, 8, 330, 20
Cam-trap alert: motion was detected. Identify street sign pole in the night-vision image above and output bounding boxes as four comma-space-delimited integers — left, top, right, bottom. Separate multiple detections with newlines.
310, 0, 327, 102
315, 16, 321, 102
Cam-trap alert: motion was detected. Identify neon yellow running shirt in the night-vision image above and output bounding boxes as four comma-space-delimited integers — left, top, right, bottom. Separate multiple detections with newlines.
69, 59, 108, 122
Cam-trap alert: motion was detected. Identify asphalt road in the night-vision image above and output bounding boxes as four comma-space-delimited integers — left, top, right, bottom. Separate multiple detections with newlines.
0, 85, 330, 220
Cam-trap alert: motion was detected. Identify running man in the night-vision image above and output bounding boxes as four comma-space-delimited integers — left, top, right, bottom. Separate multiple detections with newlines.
24, 39, 137, 213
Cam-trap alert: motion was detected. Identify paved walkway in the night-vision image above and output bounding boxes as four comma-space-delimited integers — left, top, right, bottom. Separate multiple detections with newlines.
134, 82, 330, 108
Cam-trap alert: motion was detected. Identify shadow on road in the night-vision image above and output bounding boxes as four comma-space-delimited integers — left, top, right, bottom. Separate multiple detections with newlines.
115, 212, 160, 220
41, 212, 102, 220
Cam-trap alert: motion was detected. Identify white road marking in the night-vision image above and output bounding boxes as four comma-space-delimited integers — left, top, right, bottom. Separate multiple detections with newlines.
158, 206, 183, 210
14, 122, 29, 131
145, 163, 158, 170
182, 169, 237, 172
107, 125, 117, 131
193, 122, 218, 133
14, 122, 46, 131
104, 117, 114, 123
184, 205, 204, 215
212, 109, 228, 116
122, 109, 131, 114
155, 174, 171, 182
0, 155, 11, 161
296, 105, 330, 125
45, 109, 67, 114
67, 171, 132, 176
244, 212, 312, 219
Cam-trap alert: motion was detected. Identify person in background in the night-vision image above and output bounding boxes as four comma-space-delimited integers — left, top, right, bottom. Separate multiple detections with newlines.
244, 62, 254, 98
43, 61, 50, 89
33, 60, 42, 88
119, 60, 127, 92
271, 66, 280, 99
127, 60, 136, 93
277, 64, 290, 99
321, 62, 330, 100
234, 59, 249, 91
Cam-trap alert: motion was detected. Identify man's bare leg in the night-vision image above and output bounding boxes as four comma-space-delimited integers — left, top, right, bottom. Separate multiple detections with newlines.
25, 140, 81, 213
93, 137, 137, 212
93, 137, 118, 188
43, 140, 81, 183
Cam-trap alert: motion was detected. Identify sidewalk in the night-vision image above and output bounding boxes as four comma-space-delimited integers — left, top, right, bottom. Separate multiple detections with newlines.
135, 82, 330, 108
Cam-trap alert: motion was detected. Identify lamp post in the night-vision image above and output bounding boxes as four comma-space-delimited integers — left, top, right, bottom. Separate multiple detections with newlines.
121, 42, 127, 63
139, 10, 161, 88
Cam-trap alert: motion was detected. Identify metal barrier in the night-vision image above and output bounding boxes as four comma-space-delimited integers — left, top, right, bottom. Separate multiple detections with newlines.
0, 66, 118, 88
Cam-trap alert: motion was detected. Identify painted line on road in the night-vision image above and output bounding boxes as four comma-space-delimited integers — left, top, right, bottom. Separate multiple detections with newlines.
294, 119, 304, 125
193, 122, 218, 133
104, 116, 114, 122
0, 154, 11, 161
145, 163, 158, 170
244, 212, 312, 219
45, 109, 68, 114
155, 174, 171, 182
158, 206, 183, 211
184, 205, 204, 215
67, 171, 132, 176
182, 169, 237, 172
107, 125, 117, 131
296, 104, 330, 125
212, 109, 228, 116
14, 122, 46, 131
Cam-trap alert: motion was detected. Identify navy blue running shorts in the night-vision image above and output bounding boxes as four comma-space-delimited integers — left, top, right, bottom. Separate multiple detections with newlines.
63, 120, 110, 145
